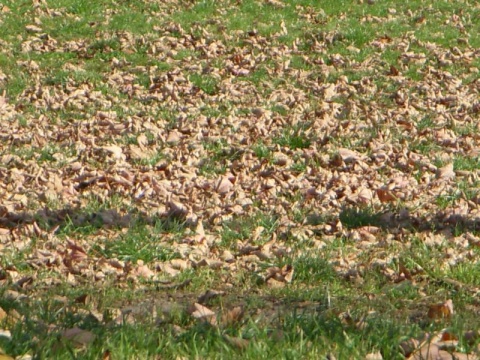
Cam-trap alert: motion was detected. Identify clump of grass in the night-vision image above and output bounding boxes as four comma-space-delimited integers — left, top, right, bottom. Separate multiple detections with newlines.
273, 123, 313, 150
339, 207, 381, 229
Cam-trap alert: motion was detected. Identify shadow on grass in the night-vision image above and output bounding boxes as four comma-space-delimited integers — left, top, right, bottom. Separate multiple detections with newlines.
320, 206, 480, 237
0, 205, 191, 235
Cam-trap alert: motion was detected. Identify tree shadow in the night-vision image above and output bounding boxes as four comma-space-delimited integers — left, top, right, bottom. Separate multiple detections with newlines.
308, 205, 480, 238
0, 202, 196, 235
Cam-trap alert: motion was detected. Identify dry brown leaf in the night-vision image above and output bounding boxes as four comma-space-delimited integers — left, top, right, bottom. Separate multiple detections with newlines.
223, 334, 249, 350
133, 261, 155, 279
25, 25, 42, 33
215, 176, 233, 194
338, 148, 363, 163
190, 303, 217, 325
166, 130, 182, 144
221, 306, 244, 326
428, 299, 454, 319
0, 355, 14, 360
0, 329, 11, 340
102, 145, 126, 161
436, 163, 455, 180
61, 327, 96, 348
365, 352, 383, 360
376, 188, 398, 203
198, 289, 225, 304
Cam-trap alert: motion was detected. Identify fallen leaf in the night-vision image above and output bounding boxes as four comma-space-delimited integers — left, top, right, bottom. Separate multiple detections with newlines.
223, 334, 249, 350
198, 289, 225, 304
436, 163, 455, 180
61, 327, 96, 348
215, 176, 233, 194
428, 299, 454, 319
190, 303, 217, 325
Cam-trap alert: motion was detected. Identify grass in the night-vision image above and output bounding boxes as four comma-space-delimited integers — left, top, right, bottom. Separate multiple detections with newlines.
0, 0, 479, 358
273, 124, 313, 150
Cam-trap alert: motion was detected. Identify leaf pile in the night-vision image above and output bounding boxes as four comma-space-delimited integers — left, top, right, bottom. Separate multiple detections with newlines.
0, 0, 480, 357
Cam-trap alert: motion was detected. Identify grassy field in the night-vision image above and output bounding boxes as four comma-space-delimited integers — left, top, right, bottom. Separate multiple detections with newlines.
0, 0, 480, 358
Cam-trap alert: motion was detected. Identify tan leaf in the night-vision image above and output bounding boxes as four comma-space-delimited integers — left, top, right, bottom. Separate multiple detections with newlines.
129, 145, 152, 160
376, 188, 398, 203
282, 264, 294, 283
25, 25, 42, 33
406, 343, 440, 360
133, 261, 155, 279
137, 133, 148, 148
195, 220, 205, 241
365, 352, 383, 360
338, 148, 362, 163
0, 308, 6, 322
166, 130, 182, 144
322, 84, 337, 101
221, 306, 244, 326
215, 176, 233, 194
61, 327, 96, 348
436, 163, 455, 180
356, 187, 374, 204
190, 303, 217, 325
223, 334, 249, 349
0, 354, 15, 360
0, 329, 11, 339
266, 278, 285, 288
102, 145, 125, 160
198, 289, 225, 304
428, 299, 454, 319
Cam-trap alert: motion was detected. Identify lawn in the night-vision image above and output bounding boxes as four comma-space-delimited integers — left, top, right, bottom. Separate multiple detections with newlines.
0, 0, 480, 358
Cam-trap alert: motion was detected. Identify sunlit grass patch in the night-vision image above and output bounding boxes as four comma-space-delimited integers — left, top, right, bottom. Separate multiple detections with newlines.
273, 123, 313, 150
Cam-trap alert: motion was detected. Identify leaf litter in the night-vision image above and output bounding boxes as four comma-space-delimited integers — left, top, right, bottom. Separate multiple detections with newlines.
0, 0, 480, 357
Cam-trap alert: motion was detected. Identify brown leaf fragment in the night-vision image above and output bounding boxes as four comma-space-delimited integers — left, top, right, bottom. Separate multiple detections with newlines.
61, 327, 96, 348
221, 306, 244, 327
376, 188, 398, 203
198, 289, 225, 304
223, 334, 249, 350
0, 307, 6, 322
129, 145, 153, 160
133, 260, 155, 279
101, 145, 126, 161
365, 352, 383, 360
337, 148, 363, 163
137, 133, 148, 148
436, 163, 455, 180
400, 338, 421, 357
407, 343, 441, 360
266, 277, 285, 288
215, 176, 233, 194
167, 200, 188, 219
388, 65, 400, 76
220, 250, 235, 263
354, 187, 374, 204
282, 264, 294, 283
0, 354, 14, 360
190, 303, 217, 326
102, 350, 111, 360
25, 25, 42, 33
0, 228, 10, 242
428, 299, 454, 319
166, 130, 182, 144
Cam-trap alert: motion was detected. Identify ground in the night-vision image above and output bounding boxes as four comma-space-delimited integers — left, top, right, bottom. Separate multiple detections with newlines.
0, 0, 480, 358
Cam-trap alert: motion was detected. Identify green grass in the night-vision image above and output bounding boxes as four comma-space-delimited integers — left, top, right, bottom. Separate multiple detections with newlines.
273, 124, 313, 150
